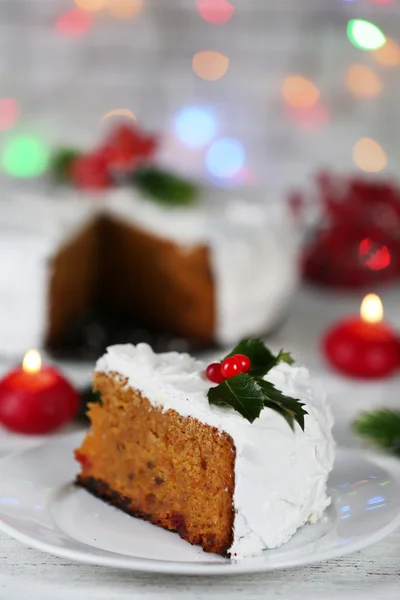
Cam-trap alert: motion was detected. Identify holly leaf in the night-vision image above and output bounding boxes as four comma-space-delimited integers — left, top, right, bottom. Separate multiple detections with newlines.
224, 339, 295, 377
224, 339, 276, 376
132, 167, 198, 206
50, 148, 81, 183
208, 373, 265, 424
353, 410, 400, 457
255, 378, 308, 431
276, 350, 295, 366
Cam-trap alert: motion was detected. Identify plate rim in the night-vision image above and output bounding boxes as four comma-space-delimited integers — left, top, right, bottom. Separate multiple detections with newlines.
1, 434, 400, 575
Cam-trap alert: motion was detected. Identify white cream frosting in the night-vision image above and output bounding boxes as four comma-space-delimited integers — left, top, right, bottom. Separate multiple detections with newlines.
0, 186, 298, 357
96, 343, 335, 559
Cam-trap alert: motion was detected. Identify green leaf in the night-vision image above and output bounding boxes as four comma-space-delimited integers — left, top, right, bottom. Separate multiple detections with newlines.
353, 410, 400, 457
132, 167, 198, 206
276, 350, 295, 365
225, 339, 276, 376
255, 378, 308, 431
208, 373, 265, 424
50, 148, 81, 183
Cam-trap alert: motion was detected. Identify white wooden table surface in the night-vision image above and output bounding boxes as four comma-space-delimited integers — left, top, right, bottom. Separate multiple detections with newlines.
1, 286, 400, 600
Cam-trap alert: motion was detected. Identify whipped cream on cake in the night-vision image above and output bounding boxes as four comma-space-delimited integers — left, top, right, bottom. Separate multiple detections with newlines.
96, 343, 335, 559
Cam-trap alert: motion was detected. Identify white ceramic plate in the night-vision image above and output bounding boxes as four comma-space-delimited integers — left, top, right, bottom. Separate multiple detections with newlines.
1, 432, 400, 575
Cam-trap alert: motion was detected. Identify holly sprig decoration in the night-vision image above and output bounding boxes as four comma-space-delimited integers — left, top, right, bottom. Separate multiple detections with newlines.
353, 409, 400, 457
50, 124, 198, 207
206, 339, 308, 431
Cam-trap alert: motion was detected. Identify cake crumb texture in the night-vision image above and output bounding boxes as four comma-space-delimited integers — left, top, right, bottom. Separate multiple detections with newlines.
75, 371, 236, 556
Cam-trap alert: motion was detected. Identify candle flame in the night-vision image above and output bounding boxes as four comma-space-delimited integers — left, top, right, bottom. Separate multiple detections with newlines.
360, 294, 383, 324
22, 349, 42, 374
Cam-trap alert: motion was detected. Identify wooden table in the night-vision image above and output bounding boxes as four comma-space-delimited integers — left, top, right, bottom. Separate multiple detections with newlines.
1, 287, 400, 600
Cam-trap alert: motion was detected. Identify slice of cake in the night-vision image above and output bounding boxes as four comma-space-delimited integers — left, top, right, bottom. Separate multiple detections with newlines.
75, 340, 334, 558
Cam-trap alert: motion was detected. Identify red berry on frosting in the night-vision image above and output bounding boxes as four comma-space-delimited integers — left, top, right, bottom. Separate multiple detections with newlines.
105, 124, 158, 171
206, 362, 225, 384
235, 354, 251, 374
221, 356, 243, 379
71, 152, 112, 190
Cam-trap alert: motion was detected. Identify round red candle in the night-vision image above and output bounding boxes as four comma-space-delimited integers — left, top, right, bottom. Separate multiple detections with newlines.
323, 294, 399, 379
0, 350, 79, 434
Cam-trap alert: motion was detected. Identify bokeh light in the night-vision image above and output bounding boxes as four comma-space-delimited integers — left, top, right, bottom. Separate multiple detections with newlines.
282, 76, 320, 109
346, 65, 382, 98
347, 20, 386, 51
102, 108, 137, 121
192, 51, 229, 81
206, 138, 245, 179
359, 239, 391, 271
174, 107, 216, 147
0, 98, 19, 131
2, 136, 49, 178
352, 138, 387, 173
107, 0, 143, 19
197, 0, 235, 24
287, 102, 329, 130
56, 9, 92, 36
372, 38, 400, 66
75, 0, 105, 12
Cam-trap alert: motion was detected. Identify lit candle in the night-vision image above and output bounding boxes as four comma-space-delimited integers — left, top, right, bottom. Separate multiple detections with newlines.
323, 294, 399, 378
0, 350, 79, 434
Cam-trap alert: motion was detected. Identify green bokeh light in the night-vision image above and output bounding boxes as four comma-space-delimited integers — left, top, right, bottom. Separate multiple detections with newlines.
2, 135, 49, 178
347, 19, 386, 51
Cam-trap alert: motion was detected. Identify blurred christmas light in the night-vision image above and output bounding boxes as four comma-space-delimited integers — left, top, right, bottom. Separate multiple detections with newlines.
192, 51, 229, 81
347, 20, 386, 51
359, 238, 391, 271
56, 9, 92, 36
287, 102, 329, 130
107, 0, 143, 19
206, 138, 245, 179
197, 0, 234, 24
353, 138, 387, 173
174, 107, 216, 148
2, 136, 49, 178
346, 65, 382, 98
75, 0, 105, 11
102, 108, 137, 121
0, 98, 19, 131
282, 76, 320, 109
373, 38, 400, 66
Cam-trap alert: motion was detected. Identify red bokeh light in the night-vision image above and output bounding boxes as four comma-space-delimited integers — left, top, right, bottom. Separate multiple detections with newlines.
0, 98, 19, 130
359, 238, 391, 271
56, 9, 92, 36
197, 0, 235, 24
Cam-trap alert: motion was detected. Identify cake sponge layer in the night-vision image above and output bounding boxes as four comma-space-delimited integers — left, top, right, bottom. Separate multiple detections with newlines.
76, 371, 236, 556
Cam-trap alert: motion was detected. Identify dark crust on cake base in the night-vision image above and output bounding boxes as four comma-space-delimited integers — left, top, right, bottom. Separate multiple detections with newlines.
75, 475, 232, 557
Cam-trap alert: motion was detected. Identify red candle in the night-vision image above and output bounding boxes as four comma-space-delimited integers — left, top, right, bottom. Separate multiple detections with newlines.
0, 350, 79, 434
323, 294, 399, 379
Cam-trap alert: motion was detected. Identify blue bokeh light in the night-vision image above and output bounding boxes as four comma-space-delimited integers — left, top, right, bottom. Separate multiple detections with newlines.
174, 107, 216, 147
206, 138, 246, 179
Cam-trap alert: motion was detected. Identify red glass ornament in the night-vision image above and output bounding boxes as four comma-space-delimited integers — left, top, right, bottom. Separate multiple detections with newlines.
0, 362, 79, 434
205, 362, 224, 384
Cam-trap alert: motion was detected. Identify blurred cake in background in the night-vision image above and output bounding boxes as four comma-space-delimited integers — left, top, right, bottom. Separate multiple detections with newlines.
0, 125, 299, 360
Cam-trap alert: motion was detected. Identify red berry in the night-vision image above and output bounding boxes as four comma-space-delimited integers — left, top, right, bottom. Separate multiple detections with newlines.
71, 152, 112, 190
221, 355, 243, 379
235, 354, 251, 374
105, 124, 158, 171
205, 362, 225, 384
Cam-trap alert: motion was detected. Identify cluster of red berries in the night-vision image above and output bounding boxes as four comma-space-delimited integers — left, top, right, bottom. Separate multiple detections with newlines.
71, 125, 158, 190
205, 354, 251, 384
295, 172, 400, 288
